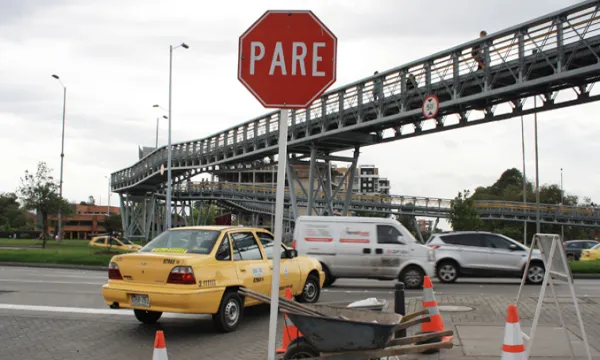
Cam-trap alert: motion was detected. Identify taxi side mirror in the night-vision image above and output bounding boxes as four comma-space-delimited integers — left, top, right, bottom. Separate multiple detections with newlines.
285, 249, 298, 259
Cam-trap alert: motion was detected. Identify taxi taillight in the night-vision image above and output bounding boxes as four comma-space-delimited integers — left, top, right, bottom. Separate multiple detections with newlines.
167, 266, 196, 285
108, 262, 122, 280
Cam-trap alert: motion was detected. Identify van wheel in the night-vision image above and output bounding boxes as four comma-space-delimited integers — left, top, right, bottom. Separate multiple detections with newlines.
213, 291, 243, 333
400, 266, 425, 289
321, 264, 336, 287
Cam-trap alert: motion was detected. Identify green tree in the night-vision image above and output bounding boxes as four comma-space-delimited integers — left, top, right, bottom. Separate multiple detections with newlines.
17, 162, 71, 248
0, 192, 32, 231
192, 202, 220, 225
449, 190, 483, 231
104, 213, 123, 236
464, 168, 596, 241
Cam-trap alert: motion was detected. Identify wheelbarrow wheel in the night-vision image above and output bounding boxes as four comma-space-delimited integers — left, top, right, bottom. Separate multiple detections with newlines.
283, 338, 320, 359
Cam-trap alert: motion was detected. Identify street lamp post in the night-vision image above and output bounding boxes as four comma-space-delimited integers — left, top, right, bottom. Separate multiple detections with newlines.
52, 74, 66, 242
154, 115, 168, 148
561, 168, 564, 241
520, 115, 527, 245
165, 42, 189, 230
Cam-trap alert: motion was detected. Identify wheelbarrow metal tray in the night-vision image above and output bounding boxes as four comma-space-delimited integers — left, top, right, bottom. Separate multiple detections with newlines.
283, 305, 403, 353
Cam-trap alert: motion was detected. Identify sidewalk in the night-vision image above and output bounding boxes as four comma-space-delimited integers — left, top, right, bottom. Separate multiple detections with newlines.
393, 294, 600, 359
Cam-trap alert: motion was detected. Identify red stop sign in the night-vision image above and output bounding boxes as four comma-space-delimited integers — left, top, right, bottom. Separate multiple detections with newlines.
238, 10, 337, 109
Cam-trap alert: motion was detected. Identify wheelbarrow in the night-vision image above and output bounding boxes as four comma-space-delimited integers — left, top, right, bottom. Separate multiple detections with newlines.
281, 304, 453, 360
236, 288, 453, 359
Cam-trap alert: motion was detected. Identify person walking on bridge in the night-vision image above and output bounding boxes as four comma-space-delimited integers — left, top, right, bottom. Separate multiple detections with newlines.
472, 30, 487, 71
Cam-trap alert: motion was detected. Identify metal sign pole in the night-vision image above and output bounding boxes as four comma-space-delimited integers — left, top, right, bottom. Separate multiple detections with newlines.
266, 109, 289, 360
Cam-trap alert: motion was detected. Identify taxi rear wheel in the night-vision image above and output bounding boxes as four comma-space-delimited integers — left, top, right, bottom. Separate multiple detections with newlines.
213, 291, 243, 333
295, 274, 320, 303
133, 309, 162, 324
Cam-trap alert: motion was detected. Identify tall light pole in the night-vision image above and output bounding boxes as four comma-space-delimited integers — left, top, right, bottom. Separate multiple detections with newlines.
521, 114, 527, 245
105, 176, 111, 216
52, 74, 66, 242
166, 42, 189, 230
534, 94, 541, 234
561, 168, 564, 241
154, 115, 168, 148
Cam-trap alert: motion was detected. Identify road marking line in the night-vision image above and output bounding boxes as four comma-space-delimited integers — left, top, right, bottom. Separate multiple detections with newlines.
0, 304, 207, 318
0, 279, 104, 285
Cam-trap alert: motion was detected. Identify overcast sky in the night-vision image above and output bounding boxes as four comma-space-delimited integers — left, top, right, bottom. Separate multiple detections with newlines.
2, 0, 598, 228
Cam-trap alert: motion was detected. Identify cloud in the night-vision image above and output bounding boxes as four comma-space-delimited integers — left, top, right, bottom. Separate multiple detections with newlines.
1, 0, 598, 228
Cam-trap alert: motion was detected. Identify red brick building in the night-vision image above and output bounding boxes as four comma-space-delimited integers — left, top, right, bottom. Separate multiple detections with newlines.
46, 204, 121, 240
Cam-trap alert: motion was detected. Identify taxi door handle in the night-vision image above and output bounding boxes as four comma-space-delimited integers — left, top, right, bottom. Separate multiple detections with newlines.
240, 268, 247, 272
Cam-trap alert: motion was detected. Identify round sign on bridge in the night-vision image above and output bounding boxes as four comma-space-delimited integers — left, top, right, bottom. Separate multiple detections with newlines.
237, 10, 337, 109
422, 94, 440, 119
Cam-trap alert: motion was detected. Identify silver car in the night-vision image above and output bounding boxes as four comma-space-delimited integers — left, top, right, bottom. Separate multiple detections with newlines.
426, 231, 545, 284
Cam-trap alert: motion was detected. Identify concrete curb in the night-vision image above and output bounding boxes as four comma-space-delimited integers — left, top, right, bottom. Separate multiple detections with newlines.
0, 262, 106, 271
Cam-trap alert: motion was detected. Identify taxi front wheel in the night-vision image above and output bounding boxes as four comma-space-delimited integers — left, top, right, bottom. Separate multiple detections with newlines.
133, 309, 162, 324
295, 274, 321, 304
213, 291, 243, 333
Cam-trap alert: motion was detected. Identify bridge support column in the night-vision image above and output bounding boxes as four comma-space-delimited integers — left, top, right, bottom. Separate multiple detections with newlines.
120, 193, 155, 242
306, 147, 317, 216
413, 216, 424, 244
286, 160, 299, 220
288, 146, 360, 217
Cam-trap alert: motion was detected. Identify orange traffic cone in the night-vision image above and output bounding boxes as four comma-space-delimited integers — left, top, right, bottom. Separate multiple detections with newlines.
416, 276, 453, 352
276, 287, 302, 354
501, 304, 526, 359
420, 276, 445, 333
152, 330, 168, 360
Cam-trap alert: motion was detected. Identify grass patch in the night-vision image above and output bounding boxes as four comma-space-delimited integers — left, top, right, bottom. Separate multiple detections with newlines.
0, 238, 89, 247
0, 238, 128, 266
569, 260, 600, 274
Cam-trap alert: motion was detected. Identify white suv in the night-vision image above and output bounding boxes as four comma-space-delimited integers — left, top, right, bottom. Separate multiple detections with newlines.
426, 231, 545, 284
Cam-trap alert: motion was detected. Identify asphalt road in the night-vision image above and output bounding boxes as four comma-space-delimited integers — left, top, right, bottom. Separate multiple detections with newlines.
2, 265, 600, 360
1, 265, 599, 309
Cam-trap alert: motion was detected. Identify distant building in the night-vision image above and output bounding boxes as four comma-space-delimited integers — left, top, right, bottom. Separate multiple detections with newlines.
213, 163, 391, 217
42, 204, 121, 240
332, 164, 391, 196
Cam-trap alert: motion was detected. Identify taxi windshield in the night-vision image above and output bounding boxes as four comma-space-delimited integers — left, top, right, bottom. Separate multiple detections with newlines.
140, 229, 221, 254
118, 237, 134, 245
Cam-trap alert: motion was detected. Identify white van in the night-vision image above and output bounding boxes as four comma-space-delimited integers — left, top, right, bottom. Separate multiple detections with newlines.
292, 216, 435, 289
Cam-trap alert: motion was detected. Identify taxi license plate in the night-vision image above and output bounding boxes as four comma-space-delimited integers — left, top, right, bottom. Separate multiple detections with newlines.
131, 294, 150, 307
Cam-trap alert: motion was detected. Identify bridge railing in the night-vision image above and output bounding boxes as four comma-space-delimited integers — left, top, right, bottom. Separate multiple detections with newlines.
111, 1, 600, 191
169, 181, 452, 209
165, 181, 600, 219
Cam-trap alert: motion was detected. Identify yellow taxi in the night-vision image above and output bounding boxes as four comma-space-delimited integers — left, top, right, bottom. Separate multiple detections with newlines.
89, 235, 142, 252
101, 226, 325, 332
580, 243, 600, 261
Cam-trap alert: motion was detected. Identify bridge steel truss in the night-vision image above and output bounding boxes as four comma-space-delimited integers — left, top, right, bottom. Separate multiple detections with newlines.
110, 1, 600, 239
118, 182, 600, 240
